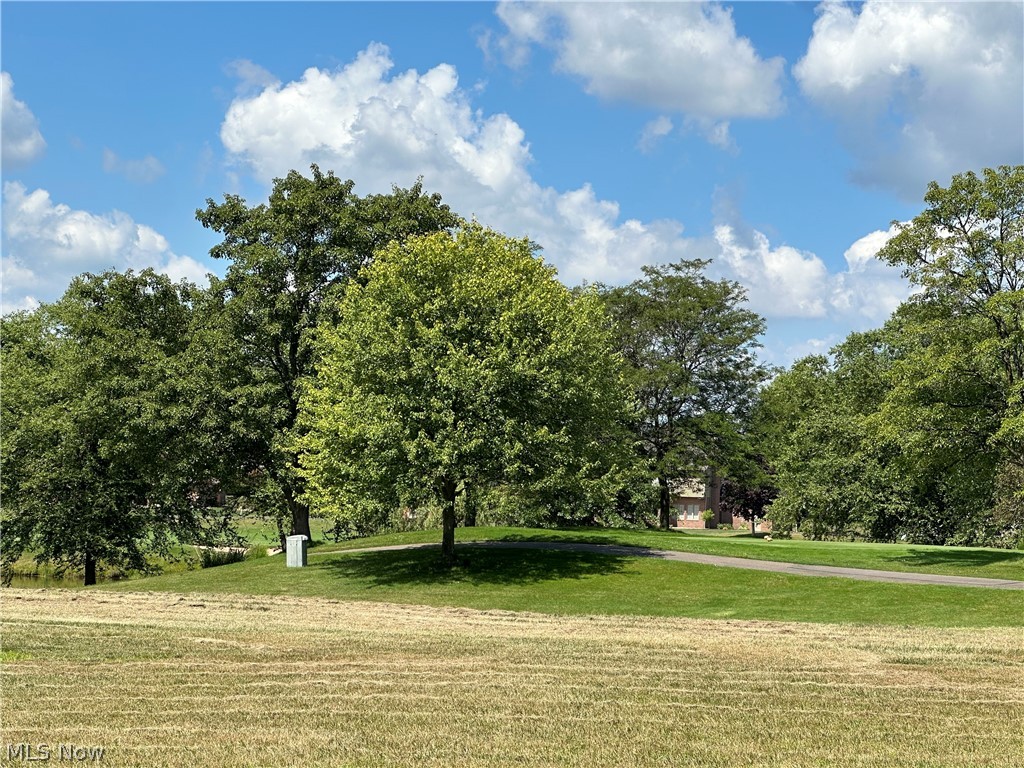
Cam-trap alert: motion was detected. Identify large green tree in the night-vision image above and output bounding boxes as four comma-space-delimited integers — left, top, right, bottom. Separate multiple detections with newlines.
601, 262, 767, 529
1, 270, 222, 584
878, 166, 1023, 542
196, 166, 460, 541
879, 165, 1024, 388
300, 225, 633, 563
758, 343, 917, 541
761, 316, 1006, 544
760, 166, 1024, 544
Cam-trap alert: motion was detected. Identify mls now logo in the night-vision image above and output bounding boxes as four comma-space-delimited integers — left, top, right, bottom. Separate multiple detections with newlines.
6, 744, 105, 762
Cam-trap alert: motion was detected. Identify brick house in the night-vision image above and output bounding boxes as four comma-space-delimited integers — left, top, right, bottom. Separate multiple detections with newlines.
667, 475, 770, 532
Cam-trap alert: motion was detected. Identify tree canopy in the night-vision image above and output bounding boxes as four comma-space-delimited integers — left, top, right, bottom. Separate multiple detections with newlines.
1, 270, 222, 584
196, 166, 460, 541
759, 166, 1024, 546
300, 225, 634, 562
601, 261, 767, 529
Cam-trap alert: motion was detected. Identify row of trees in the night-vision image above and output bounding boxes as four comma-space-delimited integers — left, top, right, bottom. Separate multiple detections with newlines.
751, 166, 1023, 546
6, 164, 1018, 583
2, 166, 765, 578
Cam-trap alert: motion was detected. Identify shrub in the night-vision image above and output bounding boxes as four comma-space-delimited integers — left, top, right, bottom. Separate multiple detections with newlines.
198, 548, 246, 568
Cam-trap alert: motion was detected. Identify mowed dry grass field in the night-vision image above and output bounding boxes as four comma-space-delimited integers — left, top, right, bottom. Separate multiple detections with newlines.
2, 588, 1022, 767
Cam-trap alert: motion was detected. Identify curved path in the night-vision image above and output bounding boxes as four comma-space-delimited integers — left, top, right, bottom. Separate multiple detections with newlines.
332, 540, 1024, 590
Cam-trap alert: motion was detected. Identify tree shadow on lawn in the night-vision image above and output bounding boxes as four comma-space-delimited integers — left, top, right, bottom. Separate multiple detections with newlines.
494, 527, 747, 546
882, 548, 1024, 570
492, 529, 680, 547
317, 545, 633, 589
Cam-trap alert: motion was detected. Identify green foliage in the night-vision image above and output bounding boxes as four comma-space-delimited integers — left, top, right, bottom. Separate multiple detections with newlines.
761, 166, 1024, 546
196, 166, 460, 540
879, 166, 1024, 388
1, 270, 224, 583
760, 347, 915, 541
300, 225, 636, 559
992, 464, 1024, 548
244, 545, 269, 560
199, 548, 248, 568
601, 261, 768, 528
470, 486, 551, 529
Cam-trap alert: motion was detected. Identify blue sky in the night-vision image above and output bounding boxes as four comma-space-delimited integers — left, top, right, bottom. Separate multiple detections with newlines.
2, 1, 1022, 364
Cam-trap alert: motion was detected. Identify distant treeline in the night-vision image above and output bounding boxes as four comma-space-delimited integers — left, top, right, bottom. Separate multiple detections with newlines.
2, 165, 1021, 584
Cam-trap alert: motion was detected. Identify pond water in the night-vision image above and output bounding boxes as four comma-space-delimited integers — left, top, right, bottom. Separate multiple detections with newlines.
4, 574, 95, 589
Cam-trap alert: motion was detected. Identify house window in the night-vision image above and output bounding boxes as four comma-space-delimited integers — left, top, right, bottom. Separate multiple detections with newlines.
684, 503, 701, 521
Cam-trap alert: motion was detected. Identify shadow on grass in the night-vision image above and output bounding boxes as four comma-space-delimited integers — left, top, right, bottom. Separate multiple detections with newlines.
318, 545, 633, 589
883, 548, 1024, 570
488, 529, 680, 548
496, 526, 747, 544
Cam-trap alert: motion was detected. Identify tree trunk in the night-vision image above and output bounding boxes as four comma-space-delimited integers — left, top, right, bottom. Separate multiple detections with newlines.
658, 476, 671, 530
276, 516, 288, 552
751, 516, 756, 536
441, 478, 458, 565
283, 481, 312, 540
84, 552, 96, 586
704, 467, 721, 529
464, 483, 477, 527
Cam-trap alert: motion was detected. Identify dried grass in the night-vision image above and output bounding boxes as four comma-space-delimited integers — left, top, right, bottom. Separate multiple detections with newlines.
2, 589, 1022, 767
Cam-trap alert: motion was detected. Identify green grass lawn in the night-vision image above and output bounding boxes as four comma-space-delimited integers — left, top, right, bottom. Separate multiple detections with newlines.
319, 525, 1024, 580
229, 516, 336, 546
101, 537, 1024, 627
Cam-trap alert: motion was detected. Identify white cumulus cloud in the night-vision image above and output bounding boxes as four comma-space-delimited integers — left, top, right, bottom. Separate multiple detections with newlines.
219, 42, 908, 330
1, 72, 46, 168
713, 225, 831, 318
710, 221, 911, 324
795, 1, 1024, 197
220, 42, 684, 285
494, 1, 785, 146
829, 224, 912, 323
1, 182, 209, 312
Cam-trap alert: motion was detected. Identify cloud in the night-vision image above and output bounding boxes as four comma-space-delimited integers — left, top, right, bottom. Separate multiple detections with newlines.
1, 182, 209, 312
830, 224, 912, 323
102, 148, 166, 184
225, 59, 280, 95
637, 116, 673, 153
777, 335, 842, 366
710, 219, 911, 325
795, 1, 1024, 197
712, 225, 830, 318
684, 117, 735, 152
1, 72, 46, 168
494, 2, 785, 134
218, 42, 908, 329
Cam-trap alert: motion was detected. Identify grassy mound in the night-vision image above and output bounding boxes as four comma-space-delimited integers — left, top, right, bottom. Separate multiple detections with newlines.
98, 529, 1024, 627
318, 526, 1024, 580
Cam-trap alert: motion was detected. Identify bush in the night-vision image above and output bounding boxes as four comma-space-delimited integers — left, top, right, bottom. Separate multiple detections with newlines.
198, 548, 246, 568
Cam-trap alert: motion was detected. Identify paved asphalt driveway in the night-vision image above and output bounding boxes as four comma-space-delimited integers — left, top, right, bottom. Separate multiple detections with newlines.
335, 540, 1024, 590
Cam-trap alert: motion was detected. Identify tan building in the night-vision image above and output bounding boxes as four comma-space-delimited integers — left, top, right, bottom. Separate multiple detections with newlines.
667, 475, 769, 532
